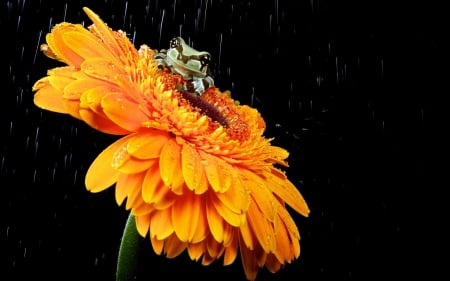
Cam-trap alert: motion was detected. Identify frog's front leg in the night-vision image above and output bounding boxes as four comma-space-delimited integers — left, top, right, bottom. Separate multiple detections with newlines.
189, 76, 215, 96
153, 50, 168, 70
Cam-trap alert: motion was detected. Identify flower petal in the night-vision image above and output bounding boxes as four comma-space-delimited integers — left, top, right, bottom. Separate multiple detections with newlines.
187, 243, 204, 261
85, 136, 130, 192
142, 165, 177, 210
62, 30, 121, 65
82, 7, 129, 60
45, 24, 85, 66
172, 191, 202, 242
223, 229, 239, 265
164, 234, 187, 258
210, 191, 244, 227
206, 199, 225, 243
181, 144, 208, 194
214, 170, 250, 214
111, 140, 155, 174
199, 151, 233, 193
149, 207, 174, 240
247, 198, 276, 253
159, 138, 184, 194
127, 130, 170, 159
268, 168, 310, 217
242, 170, 277, 222
33, 82, 67, 114
101, 92, 149, 132
79, 108, 130, 135
135, 213, 151, 237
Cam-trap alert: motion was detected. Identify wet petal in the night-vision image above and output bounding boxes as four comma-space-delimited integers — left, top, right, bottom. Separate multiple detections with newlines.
181, 144, 208, 194
214, 171, 250, 214
79, 108, 130, 135
135, 213, 151, 237
159, 139, 184, 194
46, 24, 84, 66
172, 191, 202, 242
164, 234, 187, 258
247, 199, 276, 253
150, 207, 174, 240
85, 136, 131, 192
62, 30, 121, 65
33, 83, 66, 113
223, 229, 238, 265
206, 199, 225, 243
268, 168, 310, 217
210, 192, 244, 227
101, 92, 149, 132
127, 130, 170, 159
111, 140, 155, 173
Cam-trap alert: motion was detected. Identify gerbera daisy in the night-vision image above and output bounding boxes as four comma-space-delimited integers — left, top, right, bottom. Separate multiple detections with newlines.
33, 7, 310, 280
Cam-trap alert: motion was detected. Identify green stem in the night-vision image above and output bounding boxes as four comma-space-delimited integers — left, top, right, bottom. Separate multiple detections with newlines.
116, 214, 141, 281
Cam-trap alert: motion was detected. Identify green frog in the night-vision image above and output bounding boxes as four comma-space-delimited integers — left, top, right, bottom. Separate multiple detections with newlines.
154, 37, 214, 95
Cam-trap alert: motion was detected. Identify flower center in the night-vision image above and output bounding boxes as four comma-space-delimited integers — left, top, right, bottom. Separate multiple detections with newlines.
182, 88, 250, 141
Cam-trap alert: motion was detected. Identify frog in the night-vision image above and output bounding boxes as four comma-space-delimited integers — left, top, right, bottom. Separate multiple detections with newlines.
154, 37, 214, 95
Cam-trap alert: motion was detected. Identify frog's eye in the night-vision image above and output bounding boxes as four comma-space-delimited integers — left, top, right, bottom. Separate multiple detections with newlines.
170, 37, 181, 49
200, 54, 211, 67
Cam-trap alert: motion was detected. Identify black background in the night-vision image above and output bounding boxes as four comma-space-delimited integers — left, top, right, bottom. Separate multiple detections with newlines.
2, 0, 445, 280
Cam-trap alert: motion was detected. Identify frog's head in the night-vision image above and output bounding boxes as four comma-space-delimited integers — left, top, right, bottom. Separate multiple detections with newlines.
166, 37, 211, 77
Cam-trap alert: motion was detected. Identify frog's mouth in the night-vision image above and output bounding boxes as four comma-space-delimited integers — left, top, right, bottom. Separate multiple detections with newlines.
169, 57, 208, 78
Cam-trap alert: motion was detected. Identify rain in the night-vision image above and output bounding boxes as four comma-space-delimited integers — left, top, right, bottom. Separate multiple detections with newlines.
2, 0, 444, 280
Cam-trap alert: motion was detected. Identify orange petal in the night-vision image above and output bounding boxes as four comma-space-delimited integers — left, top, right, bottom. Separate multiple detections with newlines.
243, 170, 277, 222
79, 86, 111, 114
150, 236, 164, 255
33, 83, 67, 113
149, 207, 174, 240
62, 30, 121, 65
199, 151, 234, 193
159, 139, 184, 194
265, 254, 282, 273
142, 165, 177, 209
82, 7, 128, 60
47, 75, 74, 92
127, 130, 170, 159
206, 236, 223, 259
46, 24, 84, 66
64, 78, 110, 100
190, 201, 208, 243
187, 243, 204, 261
85, 136, 130, 192
79, 108, 130, 135
81, 57, 126, 83
206, 199, 225, 243
172, 191, 202, 243
115, 172, 145, 206
181, 144, 208, 194
101, 92, 149, 132
246, 199, 276, 253
239, 238, 258, 281
135, 213, 151, 237
268, 168, 310, 217
223, 229, 239, 265
214, 171, 250, 214
210, 192, 243, 227
141, 163, 162, 203
111, 140, 155, 174
272, 213, 291, 262
164, 234, 187, 258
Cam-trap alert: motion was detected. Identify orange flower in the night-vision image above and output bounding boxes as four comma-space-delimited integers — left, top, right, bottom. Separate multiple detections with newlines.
33, 7, 309, 280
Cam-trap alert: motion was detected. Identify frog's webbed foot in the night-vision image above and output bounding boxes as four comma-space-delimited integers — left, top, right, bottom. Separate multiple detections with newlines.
188, 77, 215, 96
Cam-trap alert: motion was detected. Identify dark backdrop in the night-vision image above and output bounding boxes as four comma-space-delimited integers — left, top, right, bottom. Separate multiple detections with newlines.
2, 0, 445, 280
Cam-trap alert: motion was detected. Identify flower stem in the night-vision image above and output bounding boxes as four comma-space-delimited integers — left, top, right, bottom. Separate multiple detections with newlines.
116, 214, 141, 281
